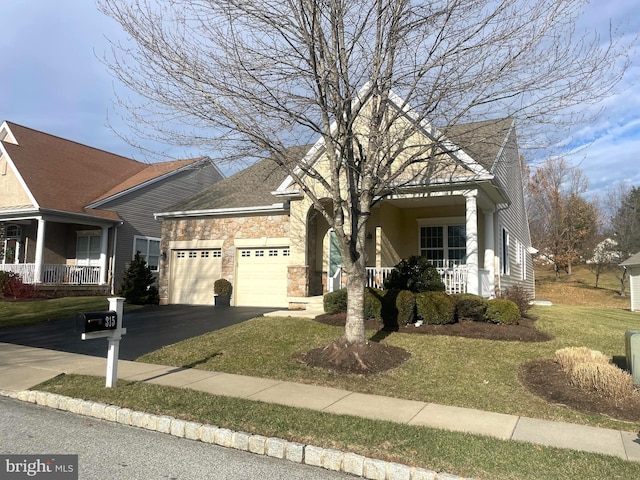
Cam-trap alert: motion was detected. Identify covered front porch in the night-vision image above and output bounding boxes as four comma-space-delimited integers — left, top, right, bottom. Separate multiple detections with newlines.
328, 265, 491, 296
0, 213, 119, 288
306, 187, 501, 299
0, 263, 102, 285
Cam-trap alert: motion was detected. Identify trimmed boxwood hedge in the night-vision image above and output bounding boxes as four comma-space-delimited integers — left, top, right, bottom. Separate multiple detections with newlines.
484, 298, 520, 325
416, 291, 456, 325
452, 293, 489, 322
323, 288, 348, 314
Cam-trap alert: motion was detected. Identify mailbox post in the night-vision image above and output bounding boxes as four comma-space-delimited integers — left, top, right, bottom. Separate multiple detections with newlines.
77, 297, 126, 388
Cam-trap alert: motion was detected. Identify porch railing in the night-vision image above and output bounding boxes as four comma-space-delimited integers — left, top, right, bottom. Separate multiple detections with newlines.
328, 266, 469, 295
0, 264, 102, 285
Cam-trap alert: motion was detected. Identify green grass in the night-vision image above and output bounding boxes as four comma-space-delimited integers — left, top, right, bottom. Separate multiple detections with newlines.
13, 267, 640, 477
137, 306, 640, 431
0, 296, 115, 328
36, 374, 640, 480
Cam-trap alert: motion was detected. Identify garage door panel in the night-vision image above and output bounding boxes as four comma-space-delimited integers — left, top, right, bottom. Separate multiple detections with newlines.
170, 249, 222, 305
235, 248, 289, 307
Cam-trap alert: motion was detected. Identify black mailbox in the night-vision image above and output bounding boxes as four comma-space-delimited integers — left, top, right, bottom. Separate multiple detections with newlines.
76, 311, 118, 333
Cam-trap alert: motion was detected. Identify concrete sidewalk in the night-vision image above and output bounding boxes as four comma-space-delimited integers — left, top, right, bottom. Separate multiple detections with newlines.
1, 342, 639, 463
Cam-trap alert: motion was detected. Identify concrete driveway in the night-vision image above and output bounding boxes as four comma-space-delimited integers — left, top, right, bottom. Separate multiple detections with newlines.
0, 305, 276, 360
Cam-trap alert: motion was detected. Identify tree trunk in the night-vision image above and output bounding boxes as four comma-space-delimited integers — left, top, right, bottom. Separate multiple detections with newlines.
343, 263, 367, 344
620, 268, 628, 297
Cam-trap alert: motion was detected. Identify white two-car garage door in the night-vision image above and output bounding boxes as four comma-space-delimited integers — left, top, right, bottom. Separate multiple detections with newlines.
235, 247, 290, 307
169, 249, 222, 305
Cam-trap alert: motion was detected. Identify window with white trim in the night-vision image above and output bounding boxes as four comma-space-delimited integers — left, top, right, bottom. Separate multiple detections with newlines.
134, 236, 161, 272
419, 225, 466, 268
501, 228, 510, 275
76, 232, 101, 267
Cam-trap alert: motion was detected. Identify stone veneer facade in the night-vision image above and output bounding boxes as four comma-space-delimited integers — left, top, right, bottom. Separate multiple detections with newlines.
158, 213, 312, 305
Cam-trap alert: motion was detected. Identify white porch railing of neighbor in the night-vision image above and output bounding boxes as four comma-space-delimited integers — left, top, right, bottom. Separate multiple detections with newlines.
0, 264, 101, 285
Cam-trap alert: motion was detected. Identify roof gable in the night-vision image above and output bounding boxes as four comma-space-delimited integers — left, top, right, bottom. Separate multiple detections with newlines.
276, 85, 507, 193
1, 122, 214, 218
2, 122, 146, 215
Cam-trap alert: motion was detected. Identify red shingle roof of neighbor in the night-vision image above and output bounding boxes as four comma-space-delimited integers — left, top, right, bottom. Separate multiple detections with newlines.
1, 122, 203, 219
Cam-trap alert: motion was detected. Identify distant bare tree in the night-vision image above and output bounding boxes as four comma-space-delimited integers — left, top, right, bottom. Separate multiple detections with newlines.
99, 0, 630, 348
527, 157, 598, 276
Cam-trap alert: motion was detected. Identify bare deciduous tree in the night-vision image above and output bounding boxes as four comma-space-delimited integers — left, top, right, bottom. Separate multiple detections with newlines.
527, 157, 599, 276
99, 0, 630, 346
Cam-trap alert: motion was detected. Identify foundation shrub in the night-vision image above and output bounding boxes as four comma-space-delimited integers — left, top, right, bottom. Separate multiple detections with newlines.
323, 288, 348, 314
395, 290, 416, 325
500, 284, 532, 316
383, 256, 445, 293
484, 298, 520, 325
452, 293, 488, 322
0, 271, 35, 299
416, 291, 456, 325
364, 288, 384, 322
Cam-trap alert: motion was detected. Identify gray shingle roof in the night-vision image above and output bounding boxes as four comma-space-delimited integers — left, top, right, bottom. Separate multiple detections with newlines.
169, 118, 512, 212
169, 154, 298, 211
443, 117, 514, 172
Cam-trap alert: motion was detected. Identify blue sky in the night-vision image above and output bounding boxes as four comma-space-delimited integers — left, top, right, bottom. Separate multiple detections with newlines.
1, 0, 638, 197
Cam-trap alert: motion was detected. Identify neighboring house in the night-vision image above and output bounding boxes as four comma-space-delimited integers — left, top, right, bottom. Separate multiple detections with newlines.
0, 121, 223, 294
155, 92, 534, 308
620, 252, 640, 312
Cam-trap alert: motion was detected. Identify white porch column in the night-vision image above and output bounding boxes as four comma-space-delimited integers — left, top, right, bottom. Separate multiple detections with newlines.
465, 191, 479, 295
99, 226, 109, 285
483, 209, 496, 298
34, 217, 46, 284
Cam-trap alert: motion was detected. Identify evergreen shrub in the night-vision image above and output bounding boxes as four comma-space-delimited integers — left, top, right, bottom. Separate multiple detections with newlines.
119, 251, 159, 305
383, 256, 445, 293
416, 291, 456, 324
323, 288, 347, 314
484, 298, 520, 324
453, 293, 488, 322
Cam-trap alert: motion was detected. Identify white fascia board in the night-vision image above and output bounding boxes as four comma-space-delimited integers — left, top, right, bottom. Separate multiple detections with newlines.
154, 203, 287, 220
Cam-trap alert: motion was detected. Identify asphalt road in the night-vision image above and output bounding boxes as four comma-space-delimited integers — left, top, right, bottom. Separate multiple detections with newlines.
0, 305, 276, 360
0, 396, 352, 480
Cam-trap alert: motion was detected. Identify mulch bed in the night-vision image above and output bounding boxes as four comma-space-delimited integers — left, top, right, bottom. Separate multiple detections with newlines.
306, 313, 640, 423
314, 313, 553, 342
519, 360, 640, 424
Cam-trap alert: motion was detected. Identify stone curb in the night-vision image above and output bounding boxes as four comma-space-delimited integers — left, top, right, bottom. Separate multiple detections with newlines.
1, 389, 474, 480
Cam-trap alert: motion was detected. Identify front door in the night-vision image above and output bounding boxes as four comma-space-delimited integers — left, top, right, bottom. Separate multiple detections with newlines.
327, 231, 343, 292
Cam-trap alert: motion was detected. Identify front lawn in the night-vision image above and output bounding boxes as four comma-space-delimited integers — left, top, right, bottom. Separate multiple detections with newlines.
36, 374, 640, 480
0, 297, 113, 328
138, 304, 640, 431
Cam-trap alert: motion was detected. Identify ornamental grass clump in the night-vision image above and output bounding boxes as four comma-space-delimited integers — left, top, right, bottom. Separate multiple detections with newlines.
570, 362, 635, 401
555, 346, 610, 373
554, 347, 635, 402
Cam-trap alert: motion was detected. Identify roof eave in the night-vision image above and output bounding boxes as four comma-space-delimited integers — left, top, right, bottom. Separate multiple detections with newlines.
154, 203, 288, 220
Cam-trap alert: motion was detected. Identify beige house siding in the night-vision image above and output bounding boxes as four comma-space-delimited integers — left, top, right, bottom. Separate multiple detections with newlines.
158, 214, 291, 305
0, 156, 33, 208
